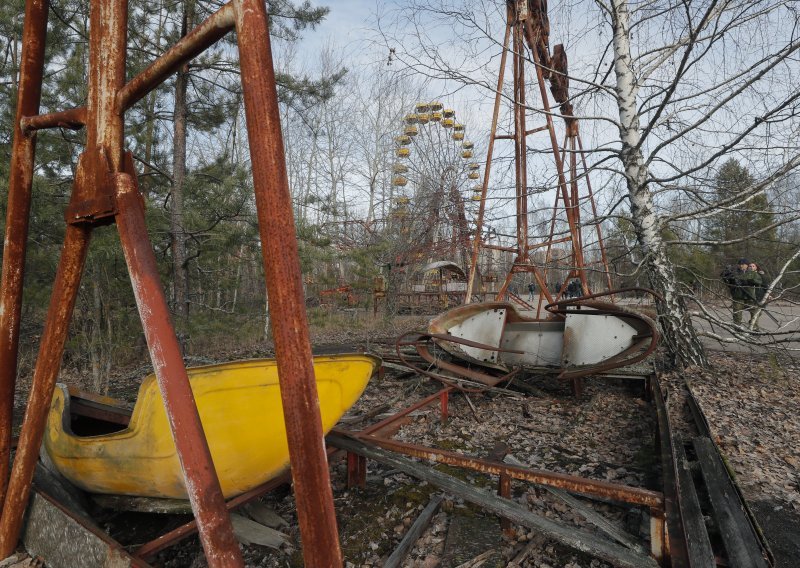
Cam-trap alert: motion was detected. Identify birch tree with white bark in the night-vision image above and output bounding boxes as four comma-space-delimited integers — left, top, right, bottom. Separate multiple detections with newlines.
384, 0, 800, 367
599, 0, 800, 365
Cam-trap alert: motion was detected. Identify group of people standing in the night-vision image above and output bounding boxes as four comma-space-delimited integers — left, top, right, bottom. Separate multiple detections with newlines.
722, 258, 769, 329
526, 279, 582, 301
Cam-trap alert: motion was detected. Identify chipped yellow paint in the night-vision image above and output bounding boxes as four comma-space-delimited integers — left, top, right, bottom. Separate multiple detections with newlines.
44, 354, 379, 499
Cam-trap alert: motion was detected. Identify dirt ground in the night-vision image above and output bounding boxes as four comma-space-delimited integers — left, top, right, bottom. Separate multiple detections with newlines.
10, 313, 800, 567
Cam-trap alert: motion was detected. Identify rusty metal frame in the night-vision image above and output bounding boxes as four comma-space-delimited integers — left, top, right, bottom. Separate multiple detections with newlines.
396, 331, 521, 389
0, 1, 340, 565
326, 373, 671, 564
464, 0, 613, 313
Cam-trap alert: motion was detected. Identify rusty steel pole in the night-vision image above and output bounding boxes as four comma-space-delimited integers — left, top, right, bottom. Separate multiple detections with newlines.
232, 0, 343, 565
114, 173, 243, 566
0, 0, 49, 510
97, 0, 241, 562
513, 18, 529, 263
0, 225, 92, 557
464, 13, 511, 303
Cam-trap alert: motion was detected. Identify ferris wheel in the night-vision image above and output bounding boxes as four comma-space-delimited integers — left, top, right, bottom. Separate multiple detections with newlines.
387, 102, 483, 268
391, 102, 482, 199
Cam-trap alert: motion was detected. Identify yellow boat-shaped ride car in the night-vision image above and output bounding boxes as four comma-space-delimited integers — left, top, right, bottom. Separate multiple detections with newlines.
44, 354, 379, 500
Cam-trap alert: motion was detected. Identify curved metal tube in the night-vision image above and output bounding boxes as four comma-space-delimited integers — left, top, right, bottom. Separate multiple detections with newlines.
396, 331, 517, 391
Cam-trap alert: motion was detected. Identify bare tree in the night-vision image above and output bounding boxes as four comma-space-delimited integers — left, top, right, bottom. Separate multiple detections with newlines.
383, 0, 800, 366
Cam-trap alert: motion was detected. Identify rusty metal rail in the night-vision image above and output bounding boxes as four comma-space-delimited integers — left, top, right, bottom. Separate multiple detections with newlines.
0, 1, 340, 565
327, 367, 676, 565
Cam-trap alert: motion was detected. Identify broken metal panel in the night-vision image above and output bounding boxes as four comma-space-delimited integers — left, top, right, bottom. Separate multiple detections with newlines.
442, 307, 506, 364
500, 320, 564, 367
397, 333, 515, 388
425, 291, 659, 383
561, 310, 640, 367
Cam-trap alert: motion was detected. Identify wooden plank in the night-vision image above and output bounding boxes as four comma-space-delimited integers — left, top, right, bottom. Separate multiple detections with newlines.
228, 514, 289, 548
650, 374, 689, 565
504, 454, 645, 553
384, 495, 443, 568
21, 490, 149, 568
240, 502, 288, 529
692, 437, 769, 568
441, 513, 502, 566
328, 433, 658, 568
673, 440, 715, 567
91, 494, 192, 514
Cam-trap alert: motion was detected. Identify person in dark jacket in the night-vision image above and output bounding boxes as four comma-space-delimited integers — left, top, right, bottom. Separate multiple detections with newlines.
566, 279, 581, 299
527, 282, 536, 301
722, 258, 762, 327
749, 262, 769, 303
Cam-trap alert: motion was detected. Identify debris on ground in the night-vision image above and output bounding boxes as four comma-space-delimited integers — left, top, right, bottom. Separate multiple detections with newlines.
10, 315, 798, 567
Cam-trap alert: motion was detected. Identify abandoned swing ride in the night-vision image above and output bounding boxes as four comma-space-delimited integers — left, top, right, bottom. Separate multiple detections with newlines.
0, 0, 773, 567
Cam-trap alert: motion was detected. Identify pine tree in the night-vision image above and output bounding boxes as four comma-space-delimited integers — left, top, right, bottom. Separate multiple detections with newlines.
707, 159, 777, 267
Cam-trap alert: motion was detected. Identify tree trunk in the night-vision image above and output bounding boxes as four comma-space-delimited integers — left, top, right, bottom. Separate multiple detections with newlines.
610, 0, 708, 369
141, 0, 165, 200
170, 0, 194, 333
90, 274, 102, 392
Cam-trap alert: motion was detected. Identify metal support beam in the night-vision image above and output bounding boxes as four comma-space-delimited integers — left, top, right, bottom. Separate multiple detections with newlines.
115, 173, 243, 566
0, 224, 91, 556
0, 0, 50, 512
232, 0, 342, 564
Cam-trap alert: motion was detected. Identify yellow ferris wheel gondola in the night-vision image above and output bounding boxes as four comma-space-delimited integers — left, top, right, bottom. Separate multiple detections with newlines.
397, 147, 410, 158
393, 176, 408, 187
395, 135, 412, 145
431, 111, 442, 122
396, 196, 411, 205
405, 114, 419, 125
405, 125, 418, 136
415, 102, 431, 114
417, 113, 430, 124
468, 162, 480, 170
462, 141, 474, 149
453, 131, 465, 141
393, 163, 409, 174
453, 123, 465, 132
429, 102, 443, 111
443, 108, 455, 118
468, 171, 480, 180
442, 118, 455, 128
462, 150, 474, 159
